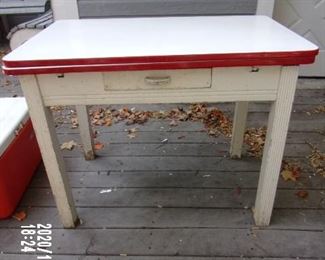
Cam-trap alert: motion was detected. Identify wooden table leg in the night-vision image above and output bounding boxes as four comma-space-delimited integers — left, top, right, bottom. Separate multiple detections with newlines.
230, 101, 249, 158
254, 66, 299, 226
76, 105, 95, 160
19, 75, 78, 228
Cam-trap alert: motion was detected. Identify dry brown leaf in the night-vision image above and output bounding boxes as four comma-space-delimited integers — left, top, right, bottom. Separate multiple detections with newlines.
200, 106, 232, 138
280, 160, 301, 182
128, 128, 137, 133
91, 108, 108, 126
71, 117, 79, 128
169, 120, 178, 126
90, 107, 153, 126
281, 170, 299, 182
50, 105, 64, 112
307, 144, 325, 177
127, 133, 136, 139
127, 128, 138, 139
167, 107, 188, 121
296, 190, 308, 199
312, 105, 325, 114
4, 79, 11, 86
152, 110, 168, 119
104, 118, 112, 126
60, 140, 77, 150
12, 210, 27, 221
244, 127, 267, 158
94, 142, 104, 150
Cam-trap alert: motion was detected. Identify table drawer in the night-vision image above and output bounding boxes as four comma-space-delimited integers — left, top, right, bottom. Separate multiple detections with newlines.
212, 66, 281, 91
103, 69, 212, 90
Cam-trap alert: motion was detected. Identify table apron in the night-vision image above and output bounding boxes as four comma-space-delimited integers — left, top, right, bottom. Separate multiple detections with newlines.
33, 66, 282, 106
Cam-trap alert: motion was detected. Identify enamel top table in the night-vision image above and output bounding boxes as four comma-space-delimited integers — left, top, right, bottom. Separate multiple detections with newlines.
2, 16, 318, 228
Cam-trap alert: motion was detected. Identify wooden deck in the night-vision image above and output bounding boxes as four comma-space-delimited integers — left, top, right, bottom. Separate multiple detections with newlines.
0, 50, 325, 259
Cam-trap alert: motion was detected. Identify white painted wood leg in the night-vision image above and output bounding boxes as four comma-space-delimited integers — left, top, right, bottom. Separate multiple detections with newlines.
19, 75, 78, 228
76, 105, 95, 160
254, 66, 299, 226
230, 101, 249, 158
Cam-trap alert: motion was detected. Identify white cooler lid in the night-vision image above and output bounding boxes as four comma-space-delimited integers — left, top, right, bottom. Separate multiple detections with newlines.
0, 97, 29, 157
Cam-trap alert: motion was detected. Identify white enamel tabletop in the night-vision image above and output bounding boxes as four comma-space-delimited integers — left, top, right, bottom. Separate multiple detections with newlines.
3, 16, 318, 68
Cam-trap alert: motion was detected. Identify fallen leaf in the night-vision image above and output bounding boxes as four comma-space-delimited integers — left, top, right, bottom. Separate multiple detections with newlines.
127, 133, 136, 139
280, 160, 301, 181
152, 110, 168, 119
12, 210, 27, 221
296, 190, 308, 199
312, 105, 325, 114
169, 120, 178, 126
235, 186, 242, 195
71, 117, 78, 128
203, 107, 232, 138
244, 127, 267, 158
127, 128, 138, 139
281, 170, 299, 182
60, 140, 77, 150
104, 118, 112, 126
128, 128, 137, 133
307, 144, 325, 177
4, 80, 10, 86
94, 142, 104, 150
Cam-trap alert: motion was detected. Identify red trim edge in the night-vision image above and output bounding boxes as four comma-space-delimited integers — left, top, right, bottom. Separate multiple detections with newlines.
3, 55, 317, 76
2, 50, 319, 69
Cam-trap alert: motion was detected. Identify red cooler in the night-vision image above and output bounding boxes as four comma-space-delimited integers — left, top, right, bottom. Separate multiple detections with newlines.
0, 97, 41, 218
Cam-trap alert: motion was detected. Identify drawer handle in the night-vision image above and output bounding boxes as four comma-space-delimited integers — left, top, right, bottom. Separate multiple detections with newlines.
145, 76, 171, 86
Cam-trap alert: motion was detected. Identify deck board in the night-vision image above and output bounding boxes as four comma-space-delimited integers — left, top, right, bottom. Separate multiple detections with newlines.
30, 170, 325, 189
19, 187, 325, 209
1, 228, 325, 257
0, 257, 311, 260
0, 58, 324, 258
1, 207, 325, 230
